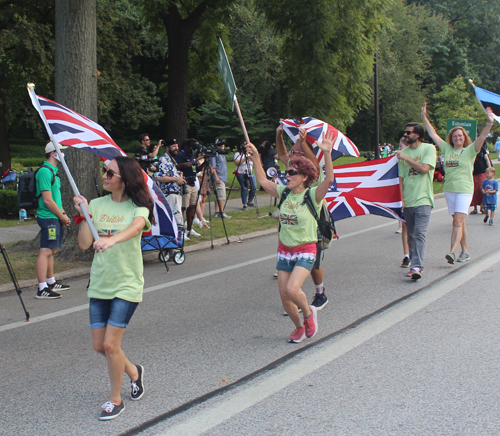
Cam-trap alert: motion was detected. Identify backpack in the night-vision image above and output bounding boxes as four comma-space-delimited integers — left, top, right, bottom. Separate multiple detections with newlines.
277, 187, 337, 250
17, 165, 56, 209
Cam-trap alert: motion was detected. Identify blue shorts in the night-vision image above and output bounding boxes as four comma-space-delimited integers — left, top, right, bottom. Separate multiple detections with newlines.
484, 204, 497, 211
276, 242, 317, 272
37, 218, 65, 249
89, 298, 138, 329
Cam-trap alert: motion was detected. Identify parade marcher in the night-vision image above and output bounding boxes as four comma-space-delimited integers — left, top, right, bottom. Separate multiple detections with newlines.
396, 136, 410, 268
247, 131, 335, 343
275, 124, 329, 310
421, 103, 495, 264
481, 167, 498, 226
35, 142, 71, 299
74, 156, 153, 421
156, 139, 186, 226
470, 143, 491, 214
134, 134, 160, 172
396, 123, 436, 280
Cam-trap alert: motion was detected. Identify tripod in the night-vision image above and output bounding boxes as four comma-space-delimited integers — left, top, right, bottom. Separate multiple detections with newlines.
0, 242, 30, 321
197, 157, 230, 249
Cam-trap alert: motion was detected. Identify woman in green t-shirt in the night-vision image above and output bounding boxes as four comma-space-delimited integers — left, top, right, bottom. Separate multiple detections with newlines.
74, 156, 155, 421
246, 132, 334, 344
421, 103, 495, 264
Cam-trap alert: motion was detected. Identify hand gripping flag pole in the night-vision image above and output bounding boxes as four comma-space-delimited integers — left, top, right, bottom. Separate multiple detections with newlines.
27, 83, 99, 242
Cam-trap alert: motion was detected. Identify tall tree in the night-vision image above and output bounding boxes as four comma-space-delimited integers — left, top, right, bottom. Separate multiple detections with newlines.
55, 0, 101, 257
141, 0, 237, 141
0, 0, 55, 169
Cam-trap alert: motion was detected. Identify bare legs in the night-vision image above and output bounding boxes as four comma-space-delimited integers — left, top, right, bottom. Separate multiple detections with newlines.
278, 267, 312, 327
36, 247, 56, 284
92, 326, 138, 405
450, 212, 468, 254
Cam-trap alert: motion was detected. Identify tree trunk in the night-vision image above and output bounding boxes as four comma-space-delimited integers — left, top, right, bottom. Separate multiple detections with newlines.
55, 0, 100, 260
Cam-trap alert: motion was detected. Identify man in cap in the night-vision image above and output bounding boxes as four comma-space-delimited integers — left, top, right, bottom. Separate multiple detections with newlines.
210, 138, 231, 219
35, 142, 72, 299
156, 139, 186, 226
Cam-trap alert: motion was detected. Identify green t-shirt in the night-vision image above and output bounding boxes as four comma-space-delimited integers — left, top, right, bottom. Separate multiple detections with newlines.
398, 142, 436, 208
87, 195, 151, 303
35, 162, 62, 219
441, 140, 478, 194
277, 185, 321, 247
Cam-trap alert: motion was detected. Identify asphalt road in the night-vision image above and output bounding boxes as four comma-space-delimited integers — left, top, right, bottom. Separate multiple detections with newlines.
1, 195, 500, 435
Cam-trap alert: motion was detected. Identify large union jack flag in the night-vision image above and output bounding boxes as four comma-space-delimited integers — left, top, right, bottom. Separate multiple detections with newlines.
28, 93, 177, 238
281, 117, 360, 164
326, 155, 403, 222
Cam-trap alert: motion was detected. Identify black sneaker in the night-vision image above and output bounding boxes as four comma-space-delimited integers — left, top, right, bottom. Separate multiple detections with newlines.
484, 215, 489, 223
311, 291, 328, 310
131, 364, 145, 401
48, 280, 71, 291
99, 401, 125, 421
36, 287, 61, 299
401, 257, 410, 268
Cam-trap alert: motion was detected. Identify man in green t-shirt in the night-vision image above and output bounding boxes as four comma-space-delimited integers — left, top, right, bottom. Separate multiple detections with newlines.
35, 142, 72, 299
397, 123, 436, 281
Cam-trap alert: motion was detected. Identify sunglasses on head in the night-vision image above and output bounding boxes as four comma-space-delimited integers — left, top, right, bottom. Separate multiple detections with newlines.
286, 169, 302, 176
289, 150, 304, 156
102, 167, 121, 179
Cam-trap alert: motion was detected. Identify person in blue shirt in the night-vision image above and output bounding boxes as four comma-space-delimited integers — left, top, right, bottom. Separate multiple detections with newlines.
494, 137, 500, 161
481, 167, 498, 226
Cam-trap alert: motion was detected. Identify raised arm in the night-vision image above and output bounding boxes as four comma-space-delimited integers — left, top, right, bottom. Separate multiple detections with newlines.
421, 102, 444, 150
475, 107, 495, 152
275, 122, 289, 166
297, 127, 320, 173
313, 131, 335, 204
246, 142, 279, 198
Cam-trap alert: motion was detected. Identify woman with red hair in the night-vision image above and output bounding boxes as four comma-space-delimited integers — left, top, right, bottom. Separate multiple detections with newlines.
422, 103, 495, 263
246, 131, 334, 343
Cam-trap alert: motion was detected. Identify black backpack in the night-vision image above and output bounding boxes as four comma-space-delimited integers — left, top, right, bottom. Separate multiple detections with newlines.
277, 187, 337, 249
17, 165, 56, 209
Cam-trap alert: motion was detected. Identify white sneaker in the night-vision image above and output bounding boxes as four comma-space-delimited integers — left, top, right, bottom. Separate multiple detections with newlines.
193, 218, 201, 227
184, 233, 190, 241
188, 229, 201, 237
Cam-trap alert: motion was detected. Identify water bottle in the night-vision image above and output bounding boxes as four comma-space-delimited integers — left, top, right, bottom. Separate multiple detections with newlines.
19, 208, 27, 221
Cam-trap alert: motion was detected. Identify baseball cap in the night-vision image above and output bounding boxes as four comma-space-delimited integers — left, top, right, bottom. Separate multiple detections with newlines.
165, 139, 178, 146
45, 142, 68, 153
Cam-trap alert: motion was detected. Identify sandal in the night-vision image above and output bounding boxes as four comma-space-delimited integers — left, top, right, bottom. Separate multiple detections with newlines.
470, 210, 478, 214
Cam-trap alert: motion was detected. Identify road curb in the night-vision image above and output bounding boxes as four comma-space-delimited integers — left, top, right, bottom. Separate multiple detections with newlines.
0, 227, 277, 294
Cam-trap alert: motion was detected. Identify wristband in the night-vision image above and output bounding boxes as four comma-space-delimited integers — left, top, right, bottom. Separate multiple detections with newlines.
73, 214, 92, 225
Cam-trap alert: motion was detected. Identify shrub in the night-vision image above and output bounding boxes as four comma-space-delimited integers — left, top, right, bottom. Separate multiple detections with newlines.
0, 190, 18, 214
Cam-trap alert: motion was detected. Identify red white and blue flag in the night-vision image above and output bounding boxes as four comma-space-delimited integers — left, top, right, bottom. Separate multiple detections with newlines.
29, 93, 177, 238
325, 155, 403, 222
281, 117, 360, 163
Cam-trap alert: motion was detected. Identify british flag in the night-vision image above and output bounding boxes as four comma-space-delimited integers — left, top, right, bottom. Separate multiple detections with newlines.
280, 214, 298, 226
281, 117, 360, 164
325, 155, 403, 222
28, 92, 177, 238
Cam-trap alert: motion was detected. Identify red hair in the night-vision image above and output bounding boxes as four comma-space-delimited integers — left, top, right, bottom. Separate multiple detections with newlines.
289, 156, 318, 187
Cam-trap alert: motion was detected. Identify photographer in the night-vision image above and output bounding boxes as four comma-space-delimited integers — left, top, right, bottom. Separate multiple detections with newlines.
234, 142, 257, 210
135, 133, 161, 172
210, 138, 231, 219
156, 139, 186, 226
175, 139, 201, 237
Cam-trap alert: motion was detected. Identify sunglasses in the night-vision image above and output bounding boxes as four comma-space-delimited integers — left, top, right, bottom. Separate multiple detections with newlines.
289, 150, 304, 156
286, 169, 302, 176
102, 167, 121, 179
403, 130, 415, 136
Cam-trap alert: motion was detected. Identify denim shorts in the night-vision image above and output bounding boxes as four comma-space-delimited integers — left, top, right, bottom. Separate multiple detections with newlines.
37, 218, 65, 249
89, 298, 138, 329
276, 242, 317, 272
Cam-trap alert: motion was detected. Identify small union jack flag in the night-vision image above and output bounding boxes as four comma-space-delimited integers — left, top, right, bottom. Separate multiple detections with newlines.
281, 117, 360, 164
280, 214, 298, 226
325, 155, 403, 222
98, 229, 121, 238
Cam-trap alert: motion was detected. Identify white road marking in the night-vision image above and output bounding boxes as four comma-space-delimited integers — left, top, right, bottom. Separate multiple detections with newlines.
154, 247, 500, 436
0, 206, 448, 334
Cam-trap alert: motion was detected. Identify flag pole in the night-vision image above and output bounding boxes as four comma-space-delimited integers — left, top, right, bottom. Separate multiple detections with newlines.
233, 94, 250, 144
27, 83, 99, 242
